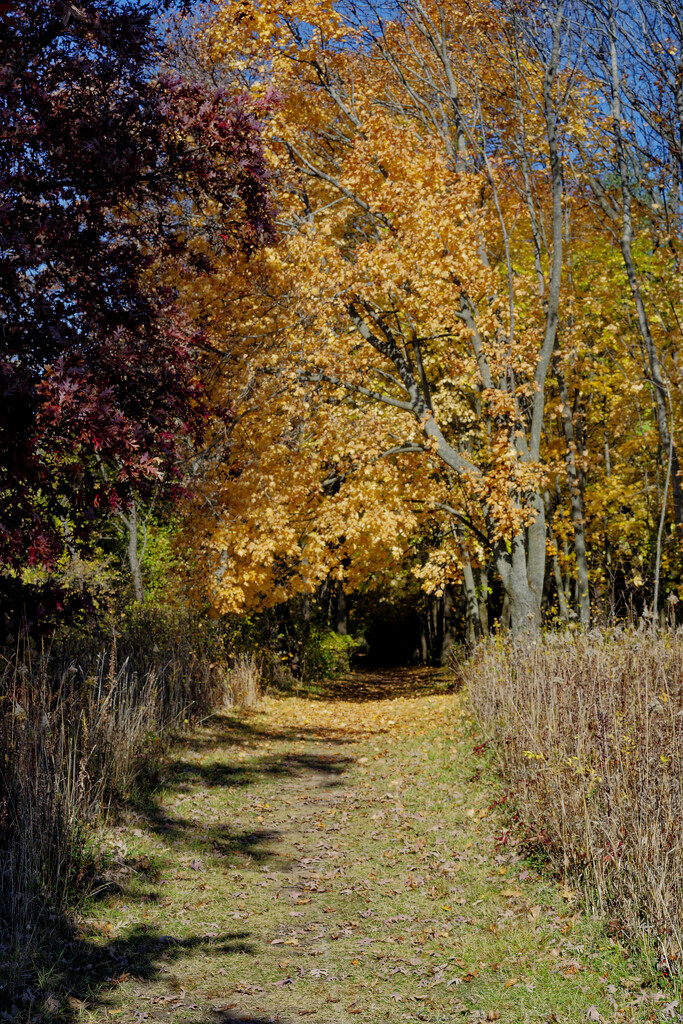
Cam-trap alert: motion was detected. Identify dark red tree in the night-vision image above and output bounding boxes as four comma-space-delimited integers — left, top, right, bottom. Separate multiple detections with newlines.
0, 1, 273, 620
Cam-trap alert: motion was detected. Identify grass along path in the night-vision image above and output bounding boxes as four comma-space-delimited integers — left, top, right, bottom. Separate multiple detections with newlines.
72, 671, 670, 1024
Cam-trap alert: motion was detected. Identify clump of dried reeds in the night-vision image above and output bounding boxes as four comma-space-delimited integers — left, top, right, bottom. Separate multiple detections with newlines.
227, 653, 261, 708
467, 627, 683, 969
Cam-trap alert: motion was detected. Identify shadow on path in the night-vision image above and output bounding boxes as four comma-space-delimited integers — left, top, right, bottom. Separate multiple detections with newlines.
28, 669, 447, 1024
28, 928, 254, 1024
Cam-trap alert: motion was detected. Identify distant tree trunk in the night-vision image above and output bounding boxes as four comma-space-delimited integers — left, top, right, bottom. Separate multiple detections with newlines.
419, 593, 444, 663
478, 564, 489, 635
440, 585, 457, 664
554, 361, 590, 625
544, 491, 571, 623
432, 594, 443, 659
419, 620, 428, 664
335, 581, 347, 635
119, 501, 145, 604
552, 548, 571, 622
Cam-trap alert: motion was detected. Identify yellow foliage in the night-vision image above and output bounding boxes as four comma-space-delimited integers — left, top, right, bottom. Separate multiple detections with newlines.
169, 0, 683, 617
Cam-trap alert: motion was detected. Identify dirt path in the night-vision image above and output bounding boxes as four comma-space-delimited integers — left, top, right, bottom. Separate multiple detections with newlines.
75, 671, 660, 1024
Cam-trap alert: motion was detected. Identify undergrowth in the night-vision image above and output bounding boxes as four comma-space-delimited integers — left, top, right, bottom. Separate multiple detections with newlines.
0, 606, 233, 1009
467, 626, 683, 977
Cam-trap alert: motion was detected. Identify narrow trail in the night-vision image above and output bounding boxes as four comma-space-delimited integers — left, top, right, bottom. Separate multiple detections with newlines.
76, 671, 655, 1024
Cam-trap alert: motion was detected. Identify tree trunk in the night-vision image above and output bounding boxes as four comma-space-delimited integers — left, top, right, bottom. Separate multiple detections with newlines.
453, 524, 482, 646
554, 361, 590, 625
121, 501, 145, 604
494, 532, 542, 634
419, 619, 428, 664
544, 492, 571, 623
478, 564, 489, 635
431, 594, 442, 660
440, 586, 458, 663
335, 581, 347, 635
301, 593, 311, 624
500, 593, 511, 631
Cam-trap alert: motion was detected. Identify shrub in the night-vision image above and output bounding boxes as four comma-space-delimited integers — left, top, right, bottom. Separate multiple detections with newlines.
467, 627, 683, 971
302, 627, 364, 679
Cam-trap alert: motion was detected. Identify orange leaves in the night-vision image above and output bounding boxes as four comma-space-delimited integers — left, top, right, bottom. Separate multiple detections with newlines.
170, 0, 682, 619
184, 18, 537, 598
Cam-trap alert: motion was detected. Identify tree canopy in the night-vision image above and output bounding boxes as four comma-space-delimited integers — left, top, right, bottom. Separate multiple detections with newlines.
171, 0, 683, 632
0, 0, 273, 621
4, 0, 683, 636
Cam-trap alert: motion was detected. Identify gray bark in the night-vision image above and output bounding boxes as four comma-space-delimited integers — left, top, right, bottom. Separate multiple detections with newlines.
500, 593, 511, 631
120, 501, 145, 604
554, 361, 590, 625
493, 535, 541, 634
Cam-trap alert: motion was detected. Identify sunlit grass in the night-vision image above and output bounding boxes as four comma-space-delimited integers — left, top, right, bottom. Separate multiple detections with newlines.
73, 673, 661, 1023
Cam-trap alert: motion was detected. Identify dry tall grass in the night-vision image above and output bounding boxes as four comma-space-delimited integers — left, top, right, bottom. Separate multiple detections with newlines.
0, 611, 230, 1004
227, 653, 261, 707
467, 628, 683, 970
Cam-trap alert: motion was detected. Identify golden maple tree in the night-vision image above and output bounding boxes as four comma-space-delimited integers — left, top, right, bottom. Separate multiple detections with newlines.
168, 0, 683, 632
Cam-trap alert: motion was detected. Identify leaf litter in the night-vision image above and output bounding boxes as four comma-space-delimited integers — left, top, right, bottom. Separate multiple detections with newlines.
78, 669, 673, 1023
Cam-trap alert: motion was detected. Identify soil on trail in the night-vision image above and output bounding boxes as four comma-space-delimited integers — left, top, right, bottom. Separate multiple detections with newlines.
72, 671, 657, 1024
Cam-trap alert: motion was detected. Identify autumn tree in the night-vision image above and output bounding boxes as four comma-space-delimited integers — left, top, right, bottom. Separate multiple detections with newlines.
175, 0, 578, 632
568, 0, 683, 615
0, 0, 273, 623
573, 5, 674, 501
167, 0, 683, 633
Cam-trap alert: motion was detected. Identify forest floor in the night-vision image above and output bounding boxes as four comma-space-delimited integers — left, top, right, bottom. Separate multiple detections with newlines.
62, 670, 675, 1024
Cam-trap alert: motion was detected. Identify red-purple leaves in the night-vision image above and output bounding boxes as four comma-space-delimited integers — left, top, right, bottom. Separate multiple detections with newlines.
0, 1, 273, 606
